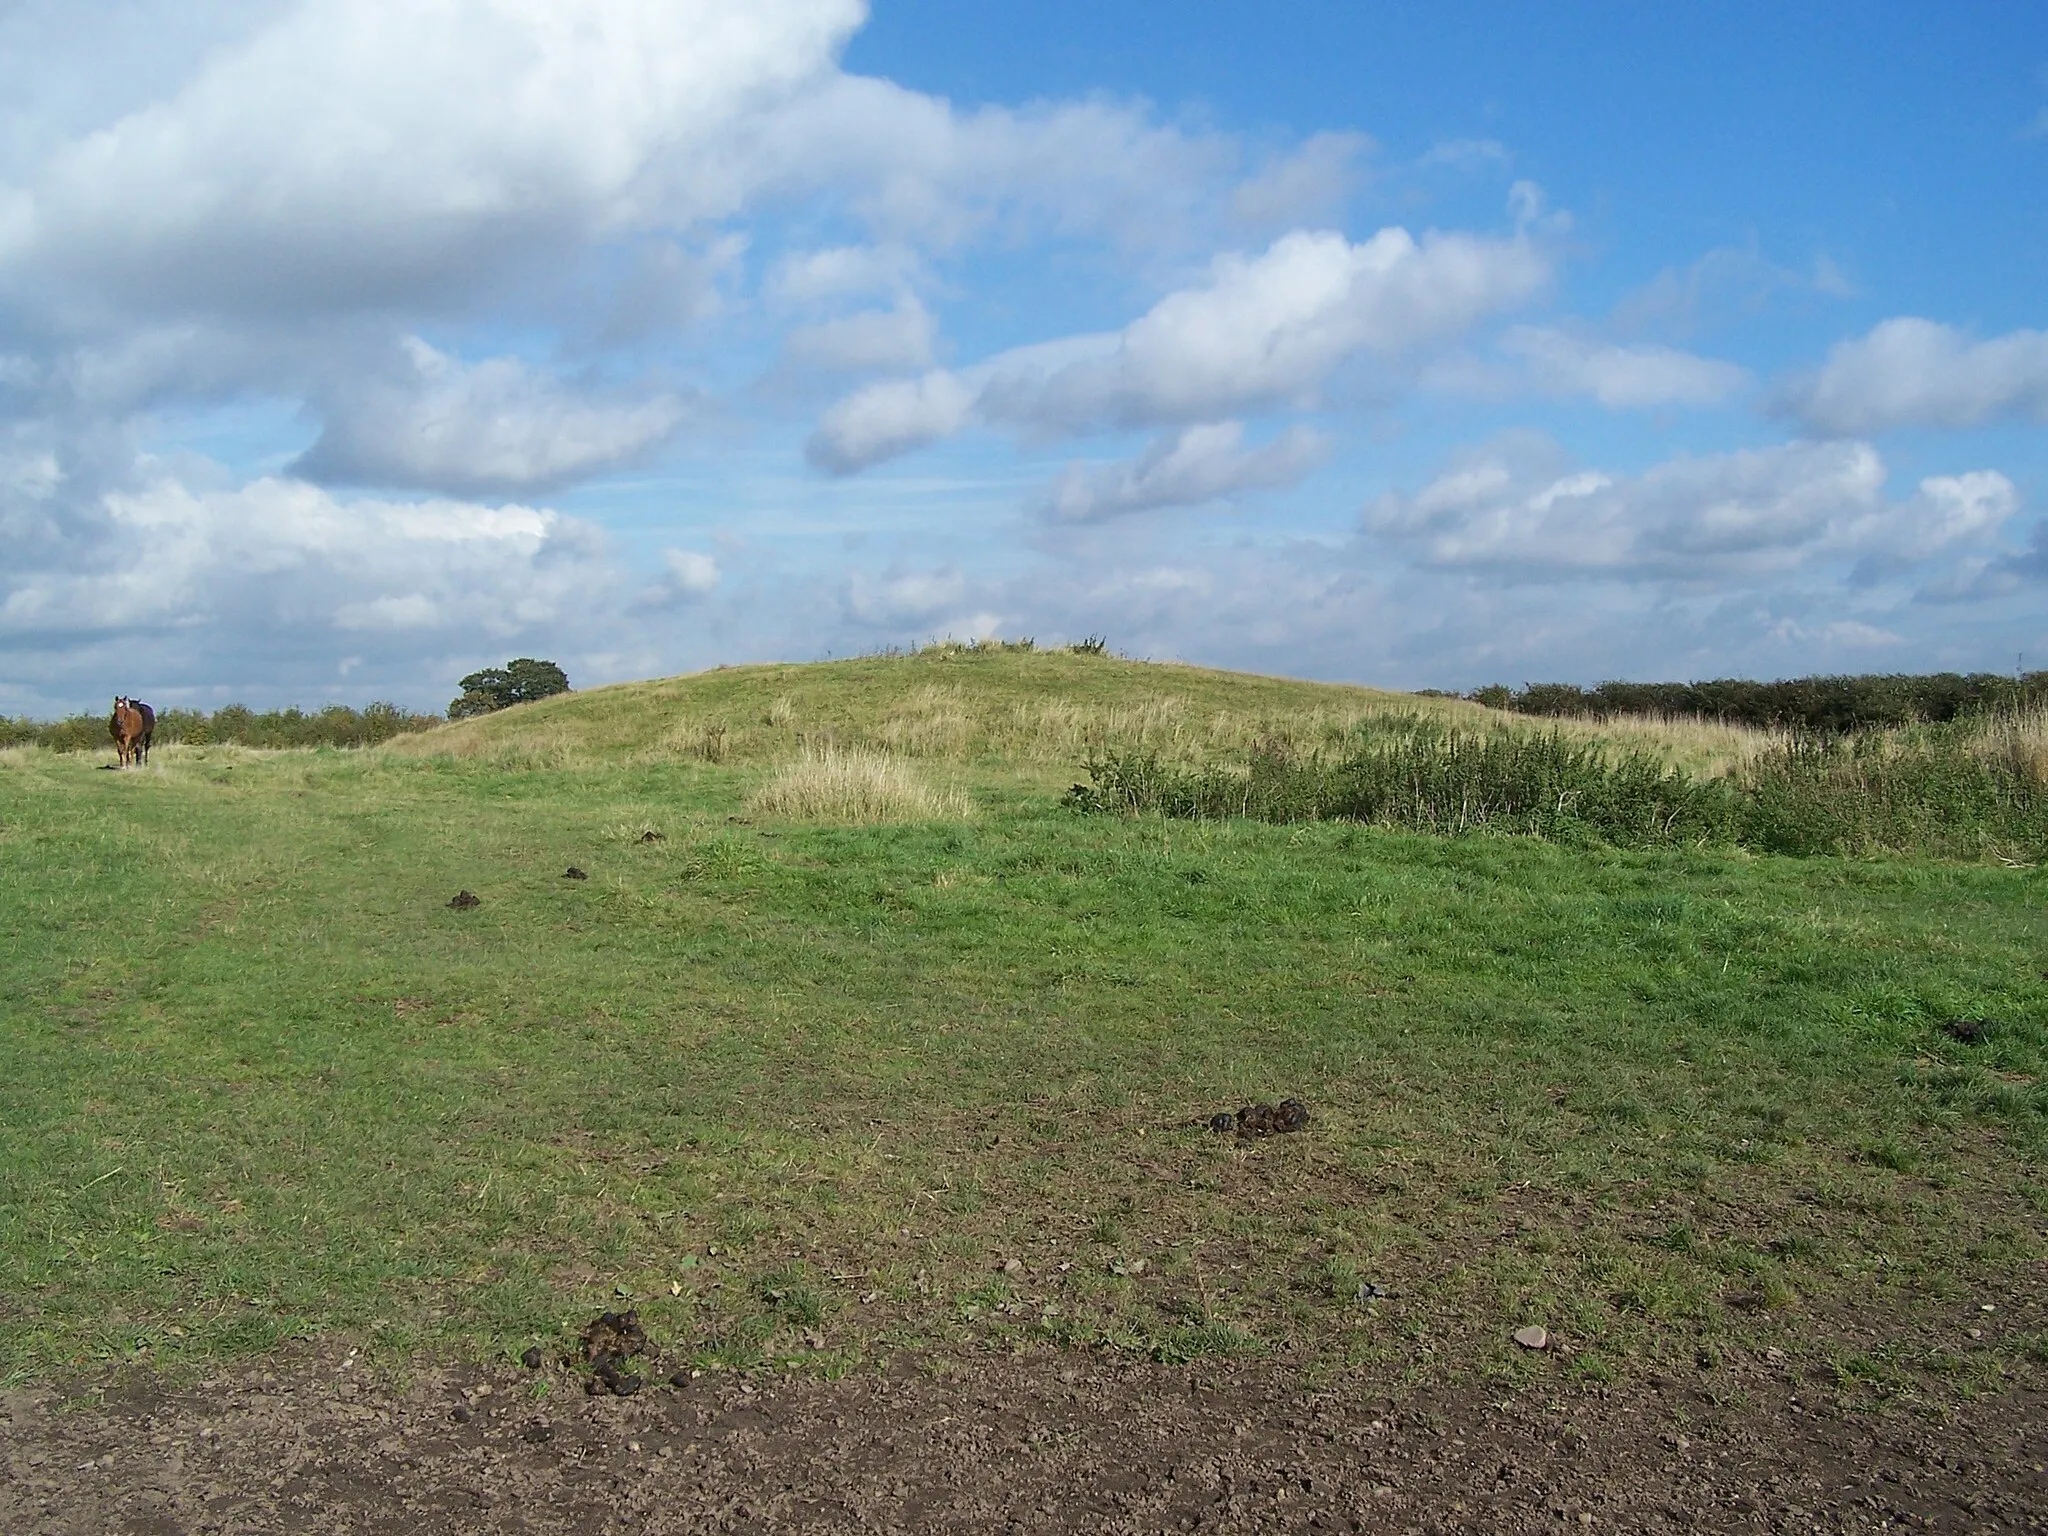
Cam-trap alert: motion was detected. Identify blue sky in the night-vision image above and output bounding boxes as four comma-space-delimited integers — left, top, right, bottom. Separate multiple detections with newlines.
1, 0, 2044, 714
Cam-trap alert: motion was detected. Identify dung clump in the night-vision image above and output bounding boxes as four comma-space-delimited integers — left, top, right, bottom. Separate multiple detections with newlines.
563, 867, 588, 880
581, 1309, 649, 1396
1213, 1098, 1310, 1137
448, 890, 481, 910
1942, 1017, 1994, 1045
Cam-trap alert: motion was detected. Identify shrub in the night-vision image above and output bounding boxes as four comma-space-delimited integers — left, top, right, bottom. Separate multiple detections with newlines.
1, 701, 439, 751
1467, 670, 2048, 734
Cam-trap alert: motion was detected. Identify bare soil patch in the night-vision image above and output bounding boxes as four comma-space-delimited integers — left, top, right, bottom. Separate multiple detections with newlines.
3, 1346, 2041, 1534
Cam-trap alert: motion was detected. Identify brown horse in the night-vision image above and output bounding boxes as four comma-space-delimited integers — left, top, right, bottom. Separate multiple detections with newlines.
110, 696, 154, 767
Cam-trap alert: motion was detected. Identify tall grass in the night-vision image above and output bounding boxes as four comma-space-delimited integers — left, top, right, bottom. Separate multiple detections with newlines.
1069, 714, 2048, 860
749, 744, 974, 823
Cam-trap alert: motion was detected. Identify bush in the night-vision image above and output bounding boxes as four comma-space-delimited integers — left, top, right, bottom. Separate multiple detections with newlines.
449, 658, 571, 716
1466, 671, 2048, 733
0, 701, 440, 752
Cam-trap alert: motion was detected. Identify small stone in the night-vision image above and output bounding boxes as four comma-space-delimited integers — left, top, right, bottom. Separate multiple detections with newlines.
1001, 1258, 1025, 1277
670, 1372, 691, 1389
520, 1422, 553, 1444
451, 1405, 472, 1423
521, 1347, 543, 1370
472, 1384, 492, 1398
1513, 1326, 1549, 1350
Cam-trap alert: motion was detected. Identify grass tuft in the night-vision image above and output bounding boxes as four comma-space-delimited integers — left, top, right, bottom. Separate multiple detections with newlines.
749, 744, 973, 823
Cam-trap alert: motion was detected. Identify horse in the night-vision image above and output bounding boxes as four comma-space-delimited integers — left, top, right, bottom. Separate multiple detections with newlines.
110, 696, 154, 767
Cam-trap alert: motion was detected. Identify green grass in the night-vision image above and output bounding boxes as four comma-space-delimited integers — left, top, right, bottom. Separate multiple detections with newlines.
1, 651, 2044, 1398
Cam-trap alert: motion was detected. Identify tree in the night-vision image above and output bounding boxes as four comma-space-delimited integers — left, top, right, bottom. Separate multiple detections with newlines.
448, 658, 571, 717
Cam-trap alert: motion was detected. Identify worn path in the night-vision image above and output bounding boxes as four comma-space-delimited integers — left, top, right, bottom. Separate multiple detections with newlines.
3, 1347, 2043, 1534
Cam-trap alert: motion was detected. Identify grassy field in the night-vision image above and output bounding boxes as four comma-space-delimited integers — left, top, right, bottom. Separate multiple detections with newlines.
2, 648, 2043, 1401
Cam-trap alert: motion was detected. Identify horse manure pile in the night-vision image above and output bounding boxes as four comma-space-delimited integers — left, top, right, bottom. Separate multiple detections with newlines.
581, 1309, 649, 1396
1208, 1098, 1310, 1138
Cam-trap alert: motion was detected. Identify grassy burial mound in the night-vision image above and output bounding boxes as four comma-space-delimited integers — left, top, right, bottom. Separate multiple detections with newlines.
0, 645, 2043, 1409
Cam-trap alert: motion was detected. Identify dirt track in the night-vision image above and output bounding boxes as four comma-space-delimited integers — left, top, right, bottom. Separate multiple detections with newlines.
3, 1346, 2042, 1534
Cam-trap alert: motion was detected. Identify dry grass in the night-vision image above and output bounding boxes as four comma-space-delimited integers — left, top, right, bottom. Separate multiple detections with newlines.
1964, 705, 2048, 785
1537, 710, 1785, 779
749, 744, 974, 823
376, 649, 2017, 790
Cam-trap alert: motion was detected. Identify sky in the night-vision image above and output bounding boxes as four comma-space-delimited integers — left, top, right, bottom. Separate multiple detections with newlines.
1, 1, 2045, 715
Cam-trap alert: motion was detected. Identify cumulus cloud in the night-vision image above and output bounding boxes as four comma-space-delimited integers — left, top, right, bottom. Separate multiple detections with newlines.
812, 225, 1550, 470
0, 469, 617, 652
1780, 318, 2048, 435
638, 547, 720, 607
807, 369, 976, 473
985, 229, 1549, 431
0, 0, 865, 314
1044, 421, 1329, 521
292, 338, 691, 495
1365, 435, 2014, 580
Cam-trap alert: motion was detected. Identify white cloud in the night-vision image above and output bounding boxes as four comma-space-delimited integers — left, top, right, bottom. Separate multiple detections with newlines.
843, 566, 967, 624
1418, 138, 1511, 172
1764, 617, 1905, 649
807, 369, 976, 474
1831, 469, 2019, 567
782, 298, 937, 373
1365, 435, 2012, 580
1610, 242, 1826, 338
742, 75, 1237, 251
1229, 132, 1370, 226
766, 243, 922, 308
293, 338, 691, 494
986, 229, 1549, 431
0, 470, 616, 649
1044, 421, 1329, 521
811, 225, 1550, 469
1494, 326, 1750, 408
0, 0, 866, 313
638, 546, 720, 607
1780, 317, 2048, 435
